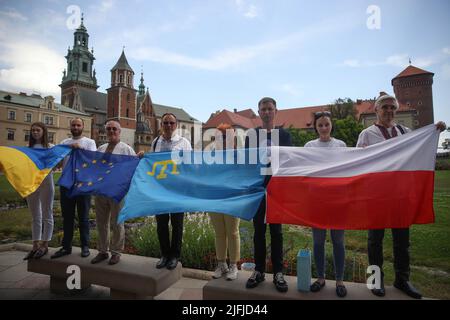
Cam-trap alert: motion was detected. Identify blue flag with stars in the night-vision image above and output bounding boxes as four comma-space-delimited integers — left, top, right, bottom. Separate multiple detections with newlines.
58, 149, 140, 202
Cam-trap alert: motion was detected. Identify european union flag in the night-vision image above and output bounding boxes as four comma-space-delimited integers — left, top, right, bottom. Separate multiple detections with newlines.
0, 145, 71, 198
118, 149, 266, 223
58, 149, 140, 202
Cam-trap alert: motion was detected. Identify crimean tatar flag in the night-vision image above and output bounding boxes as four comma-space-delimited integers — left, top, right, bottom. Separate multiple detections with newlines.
266, 124, 440, 229
0, 145, 71, 198
118, 149, 266, 223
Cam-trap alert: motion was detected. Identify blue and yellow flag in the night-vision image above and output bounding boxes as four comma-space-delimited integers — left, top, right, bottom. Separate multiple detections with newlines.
118, 149, 266, 223
58, 149, 140, 202
0, 145, 71, 198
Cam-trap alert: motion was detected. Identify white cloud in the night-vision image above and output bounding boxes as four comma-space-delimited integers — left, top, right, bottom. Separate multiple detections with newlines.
132, 15, 357, 71
235, 0, 259, 19
0, 8, 27, 21
443, 48, 450, 55
99, 0, 115, 12
385, 54, 409, 67
342, 59, 361, 68
276, 83, 303, 97
0, 42, 65, 99
341, 54, 438, 69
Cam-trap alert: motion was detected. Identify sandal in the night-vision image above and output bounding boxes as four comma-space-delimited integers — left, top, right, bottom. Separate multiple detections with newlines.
33, 247, 48, 259
310, 280, 326, 292
23, 249, 37, 260
336, 284, 347, 298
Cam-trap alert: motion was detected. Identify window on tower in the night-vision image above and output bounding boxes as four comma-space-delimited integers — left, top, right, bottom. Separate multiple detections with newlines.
82, 37, 86, 46
69, 62, 72, 72
126, 109, 129, 117
82, 62, 88, 73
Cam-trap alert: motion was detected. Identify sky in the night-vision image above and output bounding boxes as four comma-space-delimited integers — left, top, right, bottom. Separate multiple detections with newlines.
0, 0, 449, 139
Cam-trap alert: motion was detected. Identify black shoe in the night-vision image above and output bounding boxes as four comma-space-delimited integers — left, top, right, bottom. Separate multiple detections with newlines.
166, 257, 179, 270
336, 284, 347, 298
246, 271, 265, 289
371, 278, 385, 297
91, 252, 109, 264
394, 281, 422, 299
23, 249, 38, 260
310, 280, 325, 292
51, 248, 71, 259
273, 272, 288, 292
156, 256, 169, 269
81, 246, 90, 258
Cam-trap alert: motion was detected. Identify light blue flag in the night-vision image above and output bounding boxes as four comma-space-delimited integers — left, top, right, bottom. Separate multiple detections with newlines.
118, 149, 266, 223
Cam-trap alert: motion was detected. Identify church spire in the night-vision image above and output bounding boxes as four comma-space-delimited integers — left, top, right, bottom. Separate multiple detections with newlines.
139, 67, 146, 95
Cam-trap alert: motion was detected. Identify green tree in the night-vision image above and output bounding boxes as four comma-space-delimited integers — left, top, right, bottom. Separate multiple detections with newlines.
286, 127, 317, 147
330, 98, 356, 120
333, 116, 364, 147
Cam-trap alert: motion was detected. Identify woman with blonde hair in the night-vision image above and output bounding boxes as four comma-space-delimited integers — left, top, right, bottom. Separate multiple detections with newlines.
209, 123, 241, 280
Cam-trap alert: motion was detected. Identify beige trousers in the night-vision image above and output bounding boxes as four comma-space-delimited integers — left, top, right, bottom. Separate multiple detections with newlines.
95, 196, 125, 255
209, 213, 240, 263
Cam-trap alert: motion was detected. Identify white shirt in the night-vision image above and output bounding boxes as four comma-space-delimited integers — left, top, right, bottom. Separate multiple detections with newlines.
356, 124, 411, 147
152, 134, 192, 152
59, 136, 97, 169
97, 141, 136, 156
304, 138, 347, 148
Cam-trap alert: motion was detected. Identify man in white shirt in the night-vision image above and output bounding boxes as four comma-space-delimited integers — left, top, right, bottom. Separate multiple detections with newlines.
152, 113, 192, 270
356, 92, 446, 299
51, 118, 97, 259
91, 120, 141, 265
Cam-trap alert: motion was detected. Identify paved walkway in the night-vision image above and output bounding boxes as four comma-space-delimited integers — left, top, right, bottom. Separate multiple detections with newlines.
0, 243, 423, 300
0, 244, 208, 300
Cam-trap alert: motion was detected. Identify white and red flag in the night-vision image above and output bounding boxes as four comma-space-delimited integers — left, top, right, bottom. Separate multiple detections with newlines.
267, 124, 440, 229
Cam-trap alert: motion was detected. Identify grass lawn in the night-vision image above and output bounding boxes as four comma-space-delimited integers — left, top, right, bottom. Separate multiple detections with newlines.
0, 171, 449, 298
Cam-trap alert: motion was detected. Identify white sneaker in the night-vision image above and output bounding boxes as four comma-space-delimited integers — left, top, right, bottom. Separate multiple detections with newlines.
226, 264, 238, 280
212, 262, 229, 279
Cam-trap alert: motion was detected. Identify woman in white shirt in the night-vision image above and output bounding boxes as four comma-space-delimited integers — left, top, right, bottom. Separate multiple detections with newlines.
23, 122, 54, 260
305, 111, 347, 298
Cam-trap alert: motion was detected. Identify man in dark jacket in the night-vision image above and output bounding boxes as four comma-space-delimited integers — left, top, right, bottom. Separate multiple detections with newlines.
245, 97, 292, 292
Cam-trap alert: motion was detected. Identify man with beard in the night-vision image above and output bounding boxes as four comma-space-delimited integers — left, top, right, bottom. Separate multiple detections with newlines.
51, 118, 97, 259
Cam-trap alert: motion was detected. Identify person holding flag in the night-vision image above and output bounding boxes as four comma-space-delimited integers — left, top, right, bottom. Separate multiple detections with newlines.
90, 120, 143, 265
357, 92, 446, 299
51, 118, 97, 259
22, 122, 55, 260
305, 111, 347, 298
151, 113, 192, 270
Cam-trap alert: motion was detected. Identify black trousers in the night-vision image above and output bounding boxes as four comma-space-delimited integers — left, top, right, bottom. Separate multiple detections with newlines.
368, 228, 410, 283
253, 196, 283, 274
156, 213, 184, 259
60, 187, 91, 250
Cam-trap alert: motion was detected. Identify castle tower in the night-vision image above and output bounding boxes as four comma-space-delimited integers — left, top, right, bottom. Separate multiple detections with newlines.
392, 64, 434, 128
106, 49, 137, 146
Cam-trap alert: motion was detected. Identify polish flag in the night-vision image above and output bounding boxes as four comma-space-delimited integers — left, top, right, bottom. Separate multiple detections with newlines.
266, 124, 440, 229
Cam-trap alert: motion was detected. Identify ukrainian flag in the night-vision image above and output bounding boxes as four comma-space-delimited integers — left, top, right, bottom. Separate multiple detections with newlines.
0, 145, 71, 198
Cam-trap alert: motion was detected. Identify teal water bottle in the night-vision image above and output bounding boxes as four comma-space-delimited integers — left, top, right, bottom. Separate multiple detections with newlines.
297, 249, 311, 292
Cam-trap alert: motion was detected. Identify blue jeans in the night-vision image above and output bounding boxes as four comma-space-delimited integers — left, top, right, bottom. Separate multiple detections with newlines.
312, 228, 345, 281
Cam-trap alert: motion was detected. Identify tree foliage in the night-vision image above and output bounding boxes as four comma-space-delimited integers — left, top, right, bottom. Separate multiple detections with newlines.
330, 98, 356, 120
286, 127, 317, 147
333, 116, 364, 147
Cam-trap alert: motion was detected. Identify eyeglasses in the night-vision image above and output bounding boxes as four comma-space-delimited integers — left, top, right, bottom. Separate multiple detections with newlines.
163, 121, 176, 125
314, 111, 331, 118
106, 127, 119, 131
